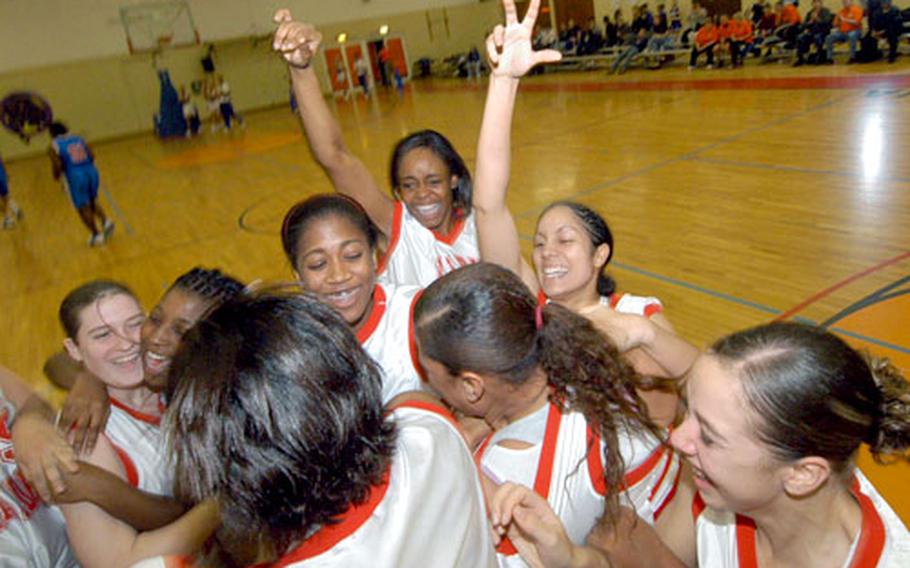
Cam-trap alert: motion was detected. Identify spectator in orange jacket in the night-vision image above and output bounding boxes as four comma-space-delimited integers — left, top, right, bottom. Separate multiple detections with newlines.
689, 19, 720, 68
824, 0, 864, 63
729, 11, 754, 66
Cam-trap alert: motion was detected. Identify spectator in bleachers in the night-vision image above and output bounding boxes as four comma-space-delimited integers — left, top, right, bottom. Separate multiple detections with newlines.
824, 0, 864, 63
648, 4, 676, 53
579, 18, 604, 55
610, 28, 651, 74
779, 0, 804, 45
717, 14, 734, 66
689, 18, 720, 69
754, 1, 780, 52
751, 0, 766, 24
682, 1, 708, 45
633, 4, 656, 35
603, 14, 619, 47
871, 0, 903, 62
793, 0, 834, 65
729, 12, 755, 67
670, 0, 683, 31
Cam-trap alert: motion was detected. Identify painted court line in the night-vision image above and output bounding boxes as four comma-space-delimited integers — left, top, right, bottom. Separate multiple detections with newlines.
775, 252, 910, 321
100, 180, 134, 236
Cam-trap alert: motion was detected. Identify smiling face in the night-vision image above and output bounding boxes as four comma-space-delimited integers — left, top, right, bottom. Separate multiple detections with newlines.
395, 147, 458, 232
670, 354, 786, 514
293, 213, 376, 330
141, 287, 212, 388
532, 205, 609, 302
64, 293, 145, 389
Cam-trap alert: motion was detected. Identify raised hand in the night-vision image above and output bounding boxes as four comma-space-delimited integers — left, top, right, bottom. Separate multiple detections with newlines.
487, 0, 562, 79
273, 9, 323, 69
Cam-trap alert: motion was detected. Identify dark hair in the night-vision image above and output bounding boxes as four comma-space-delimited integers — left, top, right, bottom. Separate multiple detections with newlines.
389, 130, 473, 215
540, 201, 617, 297
166, 292, 396, 561
281, 194, 379, 271
170, 267, 245, 311
712, 322, 910, 471
414, 262, 657, 522
59, 280, 136, 339
49, 121, 68, 137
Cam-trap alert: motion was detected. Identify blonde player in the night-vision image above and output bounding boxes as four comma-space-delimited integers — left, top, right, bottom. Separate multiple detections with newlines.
135, 292, 496, 567
281, 194, 424, 402
473, 0, 698, 429
12, 280, 217, 567
414, 263, 688, 567
274, 10, 479, 288
490, 323, 910, 567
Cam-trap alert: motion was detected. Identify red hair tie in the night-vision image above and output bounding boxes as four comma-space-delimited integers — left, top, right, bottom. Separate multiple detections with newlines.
535, 305, 544, 330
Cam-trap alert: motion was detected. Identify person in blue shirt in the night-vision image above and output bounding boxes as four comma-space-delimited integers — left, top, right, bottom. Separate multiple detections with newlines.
48, 122, 113, 246
0, 154, 23, 230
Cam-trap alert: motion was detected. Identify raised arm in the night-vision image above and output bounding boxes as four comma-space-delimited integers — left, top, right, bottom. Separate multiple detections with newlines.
474, 0, 561, 291
59, 437, 218, 568
273, 9, 395, 236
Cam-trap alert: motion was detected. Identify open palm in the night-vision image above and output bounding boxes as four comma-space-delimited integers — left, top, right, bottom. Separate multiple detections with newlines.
487, 0, 561, 78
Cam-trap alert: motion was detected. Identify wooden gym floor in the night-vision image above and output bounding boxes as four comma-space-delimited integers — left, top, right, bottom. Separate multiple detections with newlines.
1, 61, 908, 520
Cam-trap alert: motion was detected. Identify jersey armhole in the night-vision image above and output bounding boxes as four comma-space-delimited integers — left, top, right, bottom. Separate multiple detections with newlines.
376, 201, 404, 276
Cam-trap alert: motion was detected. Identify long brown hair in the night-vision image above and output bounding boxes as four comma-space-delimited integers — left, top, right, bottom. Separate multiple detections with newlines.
414, 262, 658, 522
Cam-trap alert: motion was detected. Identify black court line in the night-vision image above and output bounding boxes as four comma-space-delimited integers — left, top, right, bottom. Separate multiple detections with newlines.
820, 274, 910, 328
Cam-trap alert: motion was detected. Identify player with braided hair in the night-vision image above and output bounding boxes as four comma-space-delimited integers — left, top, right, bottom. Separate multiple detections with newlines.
15, 267, 244, 533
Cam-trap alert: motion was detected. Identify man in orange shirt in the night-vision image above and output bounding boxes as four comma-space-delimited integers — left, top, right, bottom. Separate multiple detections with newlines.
824, 0, 864, 62
777, 0, 803, 48
689, 18, 720, 69
729, 11, 754, 66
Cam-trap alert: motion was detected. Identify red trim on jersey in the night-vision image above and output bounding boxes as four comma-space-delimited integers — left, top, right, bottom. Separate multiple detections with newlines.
164, 557, 193, 568
268, 469, 392, 566
650, 446, 674, 500
407, 290, 428, 383
356, 285, 387, 344
536, 289, 548, 307
692, 491, 706, 520
609, 293, 663, 318
481, 403, 562, 556
653, 463, 682, 521
432, 208, 467, 246
586, 426, 607, 496
375, 202, 404, 277
847, 477, 886, 568
110, 397, 162, 426
623, 444, 668, 489
735, 514, 759, 568
732, 476, 885, 568
107, 437, 140, 488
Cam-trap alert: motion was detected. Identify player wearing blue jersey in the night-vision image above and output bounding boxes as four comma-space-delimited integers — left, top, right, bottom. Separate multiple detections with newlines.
48, 122, 113, 246
0, 154, 23, 230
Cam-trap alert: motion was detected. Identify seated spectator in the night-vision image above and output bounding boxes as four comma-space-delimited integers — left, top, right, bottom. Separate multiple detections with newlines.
794, 0, 834, 65
755, 0, 780, 52
824, 0, 864, 63
729, 11, 755, 66
603, 14, 619, 47
682, 0, 708, 44
647, 4, 675, 54
717, 14, 734, 66
871, 0, 902, 62
690, 18, 720, 69
751, 0, 766, 24
670, 0, 683, 30
579, 17, 604, 55
610, 28, 651, 74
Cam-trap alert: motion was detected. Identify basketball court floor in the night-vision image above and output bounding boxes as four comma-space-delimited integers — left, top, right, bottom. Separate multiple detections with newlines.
1, 62, 907, 519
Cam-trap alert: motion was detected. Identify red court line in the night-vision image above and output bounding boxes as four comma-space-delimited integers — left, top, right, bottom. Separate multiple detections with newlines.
776, 252, 910, 321
425, 74, 910, 92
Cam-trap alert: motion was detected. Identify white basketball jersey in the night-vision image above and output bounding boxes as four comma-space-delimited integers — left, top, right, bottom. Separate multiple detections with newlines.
376, 202, 479, 288
130, 402, 497, 568
104, 397, 172, 496
478, 403, 681, 567
601, 293, 663, 318
358, 283, 425, 403
0, 391, 78, 568
694, 469, 910, 567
